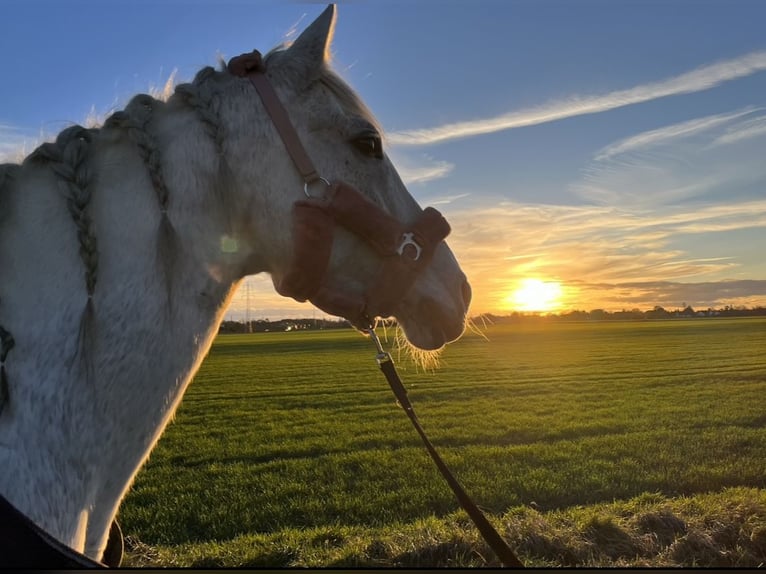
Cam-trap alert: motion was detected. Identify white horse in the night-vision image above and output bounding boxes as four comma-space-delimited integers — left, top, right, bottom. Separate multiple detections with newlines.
0, 4, 470, 565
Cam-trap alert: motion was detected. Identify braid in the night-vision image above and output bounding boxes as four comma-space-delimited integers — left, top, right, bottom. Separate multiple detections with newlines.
54, 126, 98, 296
108, 95, 170, 212
174, 68, 235, 217
28, 141, 61, 165
29, 129, 98, 295
29, 126, 98, 383
105, 94, 179, 310
0, 324, 13, 416
1, 166, 20, 415
175, 67, 226, 151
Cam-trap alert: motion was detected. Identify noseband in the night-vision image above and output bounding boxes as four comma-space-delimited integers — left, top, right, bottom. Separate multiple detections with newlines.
227, 51, 450, 328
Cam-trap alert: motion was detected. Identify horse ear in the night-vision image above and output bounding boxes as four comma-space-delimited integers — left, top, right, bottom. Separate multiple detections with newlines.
287, 4, 336, 74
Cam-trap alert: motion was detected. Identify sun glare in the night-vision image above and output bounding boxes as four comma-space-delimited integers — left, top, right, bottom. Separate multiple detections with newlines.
506, 278, 563, 313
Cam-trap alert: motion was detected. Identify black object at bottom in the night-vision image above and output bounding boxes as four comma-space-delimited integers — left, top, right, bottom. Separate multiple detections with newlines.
0, 493, 123, 568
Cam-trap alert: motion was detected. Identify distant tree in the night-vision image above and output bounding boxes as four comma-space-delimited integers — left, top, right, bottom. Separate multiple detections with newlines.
646, 306, 669, 319
561, 310, 589, 321
589, 309, 608, 320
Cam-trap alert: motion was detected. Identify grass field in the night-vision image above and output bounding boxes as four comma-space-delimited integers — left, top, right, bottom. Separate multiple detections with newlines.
120, 317, 766, 567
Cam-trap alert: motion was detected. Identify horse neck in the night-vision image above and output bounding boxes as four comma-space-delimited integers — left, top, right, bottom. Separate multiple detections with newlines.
0, 105, 248, 555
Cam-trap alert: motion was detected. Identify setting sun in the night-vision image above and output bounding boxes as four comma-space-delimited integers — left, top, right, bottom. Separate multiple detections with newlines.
506, 279, 563, 313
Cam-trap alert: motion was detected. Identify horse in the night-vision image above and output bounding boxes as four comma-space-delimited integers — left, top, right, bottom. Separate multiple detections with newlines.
0, 4, 470, 565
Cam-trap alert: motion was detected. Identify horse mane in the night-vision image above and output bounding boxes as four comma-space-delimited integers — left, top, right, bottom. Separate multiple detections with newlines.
0, 164, 20, 413
0, 60, 236, 410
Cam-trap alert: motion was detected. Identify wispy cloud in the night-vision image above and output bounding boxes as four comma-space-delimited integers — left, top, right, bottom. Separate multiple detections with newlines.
594, 107, 760, 161
574, 107, 766, 208
710, 113, 766, 147
398, 160, 454, 185
390, 153, 455, 185
570, 279, 766, 311
388, 50, 766, 146
428, 192, 471, 206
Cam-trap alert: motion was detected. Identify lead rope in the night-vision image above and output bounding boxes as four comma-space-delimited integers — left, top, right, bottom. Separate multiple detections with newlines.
366, 328, 524, 568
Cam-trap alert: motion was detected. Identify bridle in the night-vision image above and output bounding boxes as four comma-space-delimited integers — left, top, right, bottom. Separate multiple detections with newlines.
227, 51, 525, 568
227, 51, 451, 330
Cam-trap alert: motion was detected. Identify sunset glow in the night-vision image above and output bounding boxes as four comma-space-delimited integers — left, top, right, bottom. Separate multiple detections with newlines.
506, 279, 563, 313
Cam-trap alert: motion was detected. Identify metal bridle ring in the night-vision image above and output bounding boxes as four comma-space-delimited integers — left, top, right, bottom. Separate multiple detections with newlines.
303, 177, 331, 199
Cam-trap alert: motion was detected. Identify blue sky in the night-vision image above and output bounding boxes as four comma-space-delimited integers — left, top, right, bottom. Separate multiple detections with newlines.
3, 0, 766, 319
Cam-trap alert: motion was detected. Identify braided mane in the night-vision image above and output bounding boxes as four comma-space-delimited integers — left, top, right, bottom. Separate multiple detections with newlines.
0, 62, 237, 414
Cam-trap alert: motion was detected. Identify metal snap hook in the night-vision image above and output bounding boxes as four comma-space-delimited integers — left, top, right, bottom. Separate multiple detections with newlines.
303, 177, 331, 199
366, 325, 391, 364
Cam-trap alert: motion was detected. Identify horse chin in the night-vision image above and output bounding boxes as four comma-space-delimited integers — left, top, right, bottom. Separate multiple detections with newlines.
397, 319, 464, 351
394, 296, 468, 352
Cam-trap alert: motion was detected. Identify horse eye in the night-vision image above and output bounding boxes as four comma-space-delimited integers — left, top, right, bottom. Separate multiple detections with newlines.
352, 134, 383, 159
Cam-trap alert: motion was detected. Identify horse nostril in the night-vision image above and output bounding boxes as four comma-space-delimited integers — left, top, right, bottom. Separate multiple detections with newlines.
461, 279, 472, 309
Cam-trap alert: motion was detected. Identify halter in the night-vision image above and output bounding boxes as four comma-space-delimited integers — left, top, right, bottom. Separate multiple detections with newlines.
227, 51, 451, 329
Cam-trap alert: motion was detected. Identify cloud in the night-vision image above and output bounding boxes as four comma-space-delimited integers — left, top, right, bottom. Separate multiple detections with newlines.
397, 159, 454, 185
389, 153, 454, 185
441, 197, 766, 313
574, 108, 766, 207
570, 279, 766, 310
428, 192, 471, 206
710, 113, 766, 147
387, 50, 766, 146
594, 107, 761, 161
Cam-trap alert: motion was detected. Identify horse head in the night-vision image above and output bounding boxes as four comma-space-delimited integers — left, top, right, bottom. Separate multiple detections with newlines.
212, 5, 471, 350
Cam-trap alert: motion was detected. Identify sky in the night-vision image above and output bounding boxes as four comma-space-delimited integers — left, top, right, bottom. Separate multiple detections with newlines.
2, 0, 766, 320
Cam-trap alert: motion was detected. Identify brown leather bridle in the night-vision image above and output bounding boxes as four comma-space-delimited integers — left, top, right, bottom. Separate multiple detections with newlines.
227, 50, 451, 329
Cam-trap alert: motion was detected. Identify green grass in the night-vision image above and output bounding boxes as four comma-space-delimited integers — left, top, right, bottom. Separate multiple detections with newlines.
119, 317, 766, 566
125, 487, 766, 567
